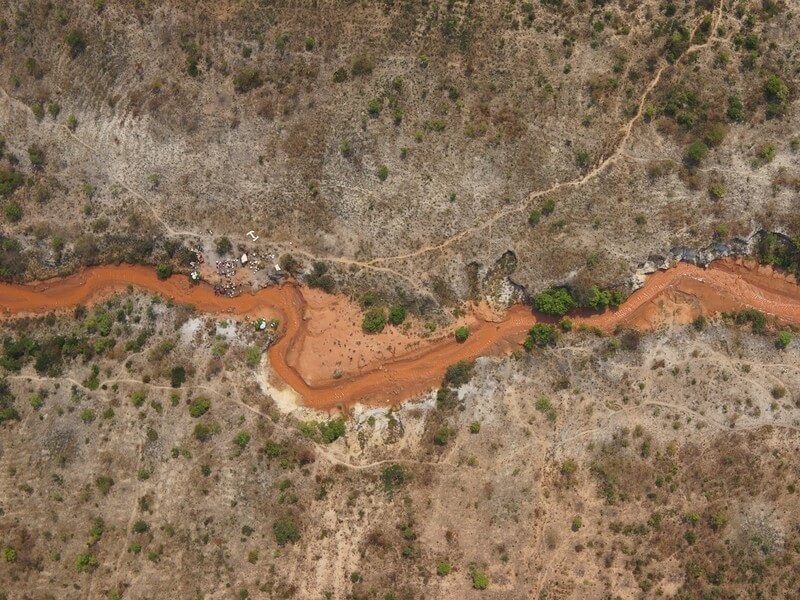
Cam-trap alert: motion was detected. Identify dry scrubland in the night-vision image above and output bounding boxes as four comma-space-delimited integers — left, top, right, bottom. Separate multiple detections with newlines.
1, 298, 800, 598
0, 0, 798, 305
2, 1, 800, 599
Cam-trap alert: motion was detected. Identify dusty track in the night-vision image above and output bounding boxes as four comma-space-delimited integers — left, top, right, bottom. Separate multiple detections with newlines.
1, 257, 799, 411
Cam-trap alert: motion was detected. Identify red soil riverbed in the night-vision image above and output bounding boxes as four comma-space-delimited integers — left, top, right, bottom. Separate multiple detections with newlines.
1, 258, 799, 410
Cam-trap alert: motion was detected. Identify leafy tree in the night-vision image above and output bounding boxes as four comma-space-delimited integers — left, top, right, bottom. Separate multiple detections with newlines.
534, 288, 576, 316
388, 306, 406, 325
362, 308, 387, 333
156, 263, 172, 280
132, 520, 149, 533
318, 418, 345, 443
193, 422, 213, 441
454, 326, 470, 343
95, 476, 114, 495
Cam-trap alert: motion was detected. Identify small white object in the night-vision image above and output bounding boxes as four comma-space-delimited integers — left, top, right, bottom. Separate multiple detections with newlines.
246, 230, 259, 242
241, 253, 249, 264
274, 264, 281, 271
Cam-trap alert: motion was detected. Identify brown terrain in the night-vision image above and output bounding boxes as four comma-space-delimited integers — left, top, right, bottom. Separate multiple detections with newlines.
2, 0, 800, 598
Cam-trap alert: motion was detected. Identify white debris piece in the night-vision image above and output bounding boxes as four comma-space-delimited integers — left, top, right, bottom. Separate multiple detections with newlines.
246, 230, 259, 242
274, 264, 281, 271
240, 253, 249, 265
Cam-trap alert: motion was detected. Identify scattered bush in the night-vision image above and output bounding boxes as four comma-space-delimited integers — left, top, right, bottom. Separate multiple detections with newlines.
95, 476, 114, 495
377, 164, 389, 181
471, 570, 489, 590
0, 169, 23, 197
75, 552, 97, 572
132, 520, 149, 533
351, 53, 375, 76
215, 237, 232, 255
454, 326, 470, 343
686, 140, 708, 165
306, 262, 335, 293
193, 423, 213, 441
4, 201, 22, 223
170, 366, 186, 388
528, 210, 541, 226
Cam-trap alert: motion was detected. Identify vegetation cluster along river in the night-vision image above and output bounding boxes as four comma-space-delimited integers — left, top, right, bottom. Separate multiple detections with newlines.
2, 259, 800, 410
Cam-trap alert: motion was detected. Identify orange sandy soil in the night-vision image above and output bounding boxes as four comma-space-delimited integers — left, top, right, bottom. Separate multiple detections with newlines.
1, 258, 799, 411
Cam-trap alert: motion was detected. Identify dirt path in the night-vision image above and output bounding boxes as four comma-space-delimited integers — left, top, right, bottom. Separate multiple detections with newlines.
2, 257, 800, 411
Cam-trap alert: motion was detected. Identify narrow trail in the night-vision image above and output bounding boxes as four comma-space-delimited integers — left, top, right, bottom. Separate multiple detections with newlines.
2, 254, 800, 412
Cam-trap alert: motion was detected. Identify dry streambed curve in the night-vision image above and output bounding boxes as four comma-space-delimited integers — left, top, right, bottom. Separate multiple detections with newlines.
1, 258, 799, 411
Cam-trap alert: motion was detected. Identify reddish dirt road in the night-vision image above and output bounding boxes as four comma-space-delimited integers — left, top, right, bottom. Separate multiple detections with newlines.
1, 258, 799, 411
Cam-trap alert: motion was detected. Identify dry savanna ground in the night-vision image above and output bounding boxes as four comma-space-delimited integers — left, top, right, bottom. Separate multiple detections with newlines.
0, 0, 798, 305
1, 294, 800, 599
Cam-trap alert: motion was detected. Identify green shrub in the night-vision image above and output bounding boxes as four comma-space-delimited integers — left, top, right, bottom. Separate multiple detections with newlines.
4, 201, 22, 223
541, 197, 556, 215
469, 422, 481, 434
443, 360, 474, 387
215, 237, 232, 255
188, 397, 210, 418
28, 146, 45, 169
4, 546, 18, 562
132, 520, 149, 533
528, 210, 540, 226
131, 390, 146, 408
75, 552, 97, 572
0, 169, 23, 197
80, 408, 96, 423
388, 306, 406, 325
362, 308, 387, 333
524, 324, 557, 350
233, 68, 263, 93
571, 516, 583, 531
382, 464, 410, 492
245, 346, 262, 367
95, 476, 114, 495
193, 423, 212, 441
765, 74, 789, 104
333, 68, 348, 83
318, 418, 345, 443
437, 560, 451, 576
307, 261, 335, 293
273, 515, 300, 545
170, 366, 186, 388
304, 37, 315, 51
66, 30, 86, 58
776, 331, 792, 349
454, 326, 470, 343
234, 431, 251, 449
368, 98, 382, 116
686, 140, 708, 165
471, 570, 489, 590
377, 164, 389, 181
534, 288, 576, 316
156, 263, 172, 280
351, 53, 375, 76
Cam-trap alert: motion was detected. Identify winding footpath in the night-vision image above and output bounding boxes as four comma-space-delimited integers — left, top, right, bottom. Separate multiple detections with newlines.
1, 257, 800, 411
